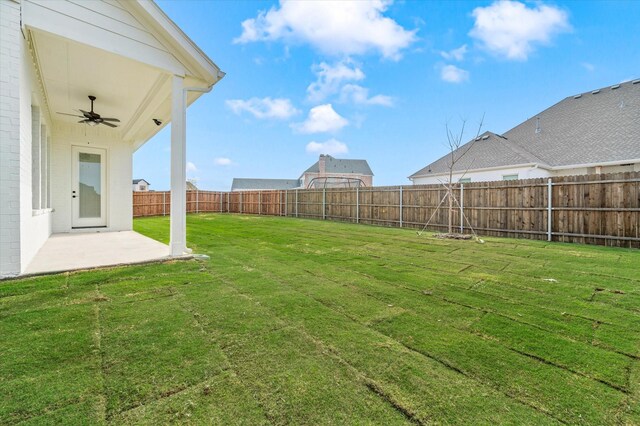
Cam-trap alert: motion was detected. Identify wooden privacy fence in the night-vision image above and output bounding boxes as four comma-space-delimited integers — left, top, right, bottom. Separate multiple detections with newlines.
133, 171, 640, 248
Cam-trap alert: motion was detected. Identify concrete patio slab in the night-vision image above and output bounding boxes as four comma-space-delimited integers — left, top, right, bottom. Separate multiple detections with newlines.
24, 231, 171, 275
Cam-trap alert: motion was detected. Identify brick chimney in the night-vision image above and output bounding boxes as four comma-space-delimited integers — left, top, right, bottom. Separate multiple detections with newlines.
319, 154, 326, 175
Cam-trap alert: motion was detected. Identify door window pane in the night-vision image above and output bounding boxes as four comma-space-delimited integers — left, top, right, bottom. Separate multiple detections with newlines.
79, 153, 101, 218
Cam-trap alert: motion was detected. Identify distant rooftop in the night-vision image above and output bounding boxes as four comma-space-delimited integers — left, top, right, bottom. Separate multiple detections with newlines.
410, 79, 640, 178
303, 155, 374, 176
231, 178, 301, 191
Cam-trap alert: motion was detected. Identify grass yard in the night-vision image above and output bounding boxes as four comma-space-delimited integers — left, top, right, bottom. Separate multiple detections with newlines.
1, 214, 639, 425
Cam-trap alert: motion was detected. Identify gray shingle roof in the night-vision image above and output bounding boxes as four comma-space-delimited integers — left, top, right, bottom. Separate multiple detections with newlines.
303, 155, 374, 176
231, 178, 301, 191
132, 179, 149, 184
410, 79, 640, 178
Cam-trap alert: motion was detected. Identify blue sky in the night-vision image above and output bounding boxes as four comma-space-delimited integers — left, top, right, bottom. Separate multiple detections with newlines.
134, 0, 640, 190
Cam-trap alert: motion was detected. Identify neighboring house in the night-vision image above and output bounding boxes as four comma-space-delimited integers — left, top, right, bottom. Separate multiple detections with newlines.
231, 154, 374, 191
300, 154, 374, 188
132, 179, 150, 192
409, 79, 640, 185
186, 180, 198, 191
0, 0, 224, 277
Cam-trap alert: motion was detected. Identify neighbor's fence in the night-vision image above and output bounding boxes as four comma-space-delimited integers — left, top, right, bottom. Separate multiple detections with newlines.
133, 172, 640, 248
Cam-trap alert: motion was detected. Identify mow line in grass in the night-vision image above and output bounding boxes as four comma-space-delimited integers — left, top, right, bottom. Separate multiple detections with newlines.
204, 256, 557, 424
217, 241, 633, 394
209, 248, 611, 424
211, 221, 640, 364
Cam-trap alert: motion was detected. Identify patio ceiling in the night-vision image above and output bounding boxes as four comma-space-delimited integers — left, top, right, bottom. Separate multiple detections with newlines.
29, 28, 178, 146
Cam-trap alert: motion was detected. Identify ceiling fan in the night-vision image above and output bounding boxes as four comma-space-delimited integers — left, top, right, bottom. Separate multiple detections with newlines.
57, 95, 120, 128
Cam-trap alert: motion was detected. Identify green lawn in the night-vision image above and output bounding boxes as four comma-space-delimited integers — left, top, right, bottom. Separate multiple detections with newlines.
1, 214, 639, 425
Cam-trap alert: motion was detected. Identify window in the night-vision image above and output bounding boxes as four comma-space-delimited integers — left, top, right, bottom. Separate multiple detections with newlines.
31, 105, 51, 211
458, 178, 471, 183
502, 174, 519, 181
139, 185, 147, 191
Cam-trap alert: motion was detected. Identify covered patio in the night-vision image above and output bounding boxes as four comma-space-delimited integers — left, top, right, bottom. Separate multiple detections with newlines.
24, 231, 174, 276
0, 0, 223, 278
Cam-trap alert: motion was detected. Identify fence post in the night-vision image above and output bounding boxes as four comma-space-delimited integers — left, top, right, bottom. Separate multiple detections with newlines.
285, 190, 288, 216
295, 189, 299, 218
322, 187, 326, 220
227, 192, 230, 213
399, 186, 403, 228
219, 192, 223, 212
460, 184, 464, 233
356, 187, 359, 224
547, 178, 552, 242
240, 192, 243, 214
162, 192, 166, 216
279, 191, 282, 216
258, 192, 262, 215
196, 190, 199, 213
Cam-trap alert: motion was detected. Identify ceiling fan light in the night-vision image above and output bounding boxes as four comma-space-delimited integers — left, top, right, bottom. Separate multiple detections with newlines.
87, 120, 98, 126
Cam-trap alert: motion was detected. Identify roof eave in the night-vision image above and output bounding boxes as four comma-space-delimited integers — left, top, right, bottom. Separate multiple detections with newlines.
133, 0, 224, 86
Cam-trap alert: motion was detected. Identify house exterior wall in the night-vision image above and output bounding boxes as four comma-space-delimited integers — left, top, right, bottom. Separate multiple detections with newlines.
20, 35, 52, 272
411, 166, 550, 185
133, 181, 149, 192
0, 4, 53, 277
411, 162, 639, 185
0, 0, 23, 276
51, 126, 133, 233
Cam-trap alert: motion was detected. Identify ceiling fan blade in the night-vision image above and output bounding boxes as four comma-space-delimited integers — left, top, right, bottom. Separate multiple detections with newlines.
57, 112, 84, 118
100, 121, 118, 128
101, 117, 120, 122
78, 119, 90, 124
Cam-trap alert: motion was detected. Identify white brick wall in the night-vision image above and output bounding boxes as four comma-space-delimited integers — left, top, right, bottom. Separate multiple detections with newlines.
0, 0, 23, 277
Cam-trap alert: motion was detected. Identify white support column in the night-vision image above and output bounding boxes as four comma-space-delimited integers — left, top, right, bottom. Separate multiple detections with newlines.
170, 75, 187, 256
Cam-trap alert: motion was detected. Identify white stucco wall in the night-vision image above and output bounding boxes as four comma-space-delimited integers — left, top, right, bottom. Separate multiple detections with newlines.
51, 126, 133, 233
411, 166, 551, 185
411, 163, 639, 185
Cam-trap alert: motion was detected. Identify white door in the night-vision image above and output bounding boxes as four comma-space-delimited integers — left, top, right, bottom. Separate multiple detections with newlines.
72, 146, 107, 228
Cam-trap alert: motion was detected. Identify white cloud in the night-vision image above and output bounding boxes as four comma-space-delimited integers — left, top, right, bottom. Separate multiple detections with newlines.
339, 84, 394, 106
440, 44, 468, 61
214, 157, 233, 166
470, 1, 570, 60
226, 97, 299, 120
186, 162, 198, 173
581, 62, 595, 72
234, 0, 417, 60
306, 138, 349, 156
292, 104, 349, 134
307, 60, 365, 102
440, 65, 469, 83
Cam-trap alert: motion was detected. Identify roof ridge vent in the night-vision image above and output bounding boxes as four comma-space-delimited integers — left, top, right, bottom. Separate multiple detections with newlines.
592, 89, 600, 94
475, 136, 481, 141
481, 135, 489, 140
632, 79, 640, 84
574, 94, 582, 99
611, 84, 620, 89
